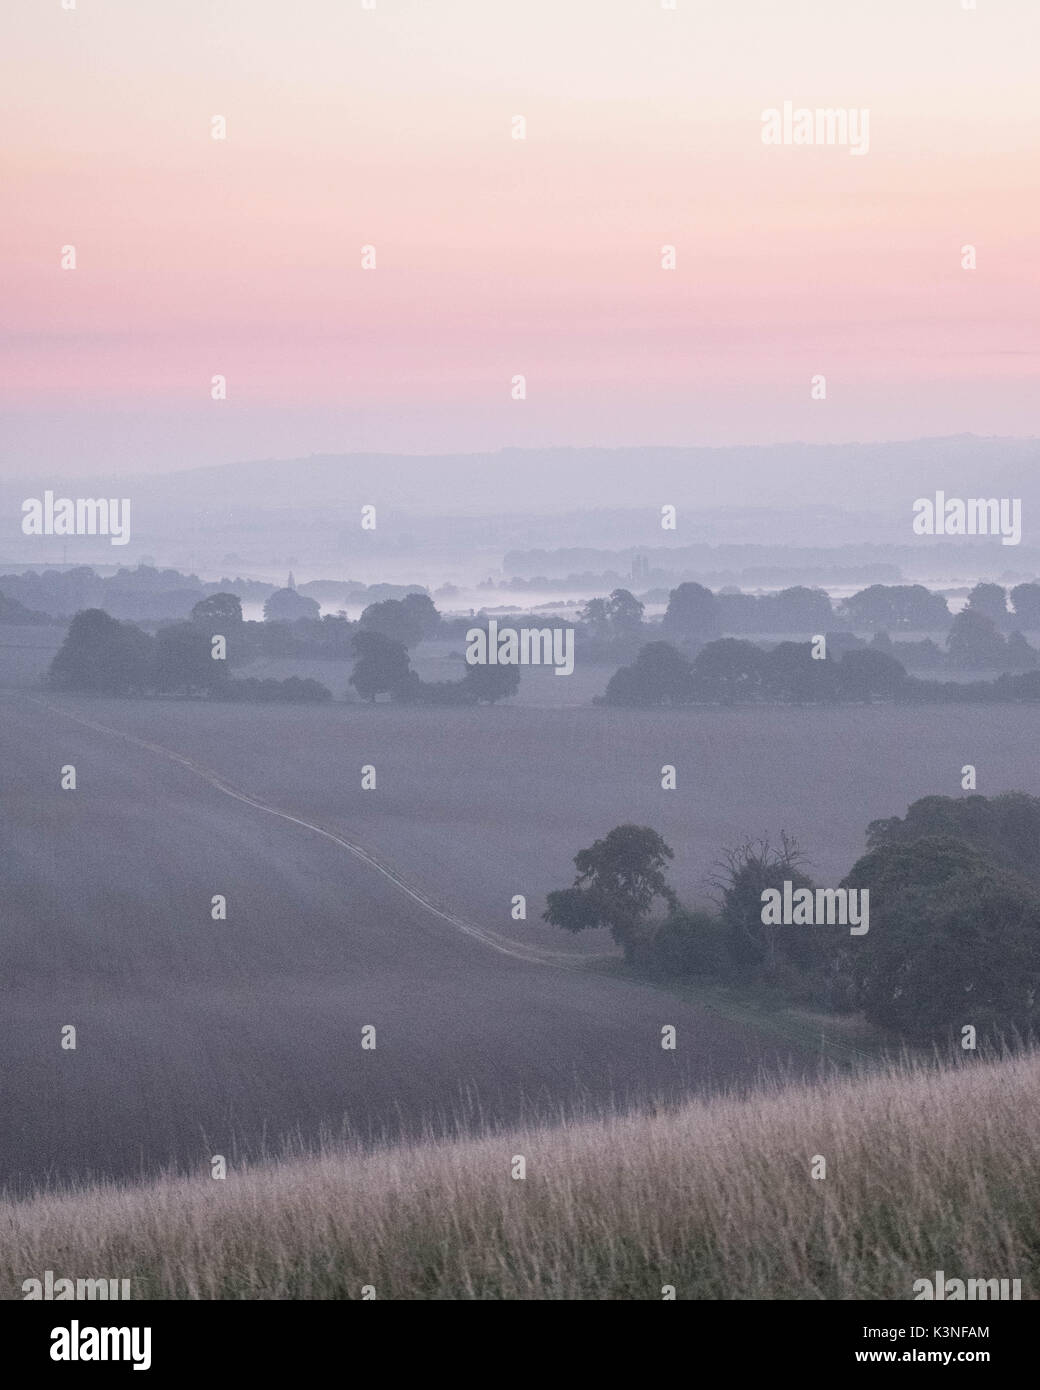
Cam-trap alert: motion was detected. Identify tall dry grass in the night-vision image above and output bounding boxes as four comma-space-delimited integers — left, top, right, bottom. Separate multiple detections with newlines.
2, 1051, 1038, 1299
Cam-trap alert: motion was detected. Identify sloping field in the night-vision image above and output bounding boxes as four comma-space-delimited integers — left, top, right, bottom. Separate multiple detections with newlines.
0, 694, 813, 1191
3, 1051, 1037, 1300
30, 694, 1040, 954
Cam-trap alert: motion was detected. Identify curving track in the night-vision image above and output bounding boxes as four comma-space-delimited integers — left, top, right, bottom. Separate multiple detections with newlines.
0, 693, 815, 1191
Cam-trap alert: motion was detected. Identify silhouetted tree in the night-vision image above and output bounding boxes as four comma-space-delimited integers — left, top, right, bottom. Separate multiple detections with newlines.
692, 638, 767, 702
155, 621, 227, 694
543, 825, 678, 960
840, 584, 949, 631
947, 609, 1007, 669
765, 641, 837, 702
662, 581, 719, 641
191, 592, 243, 628
837, 647, 908, 700
866, 791, 1040, 884
359, 594, 438, 647
349, 630, 413, 701
964, 582, 1008, 625
765, 586, 834, 632
48, 609, 154, 695
642, 908, 729, 976
710, 834, 825, 975
579, 596, 610, 638
1005, 631, 1039, 670
461, 661, 520, 703
603, 641, 695, 706
606, 587, 645, 634
841, 835, 1040, 1040
1010, 582, 1040, 629
264, 587, 321, 622
714, 590, 759, 632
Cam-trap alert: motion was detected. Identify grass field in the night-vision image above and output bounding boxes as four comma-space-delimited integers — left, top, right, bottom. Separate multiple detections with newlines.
3, 1050, 1036, 1300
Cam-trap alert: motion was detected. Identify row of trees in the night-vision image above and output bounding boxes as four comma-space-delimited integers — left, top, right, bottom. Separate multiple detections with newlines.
0, 564, 428, 625
43, 601, 1040, 708
260, 586, 441, 647
575, 582, 1040, 677
48, 609, 330, 701
577, 580, 1040, 645
47, 605, 521, 706
348, 630, 519, 704
1, 565, 274, 624
603, 639, 908, 706
602, 632, 1040, 707
202, 586, 1040, 676
544, 795, 1040, 1042
660, 580, 1040, 638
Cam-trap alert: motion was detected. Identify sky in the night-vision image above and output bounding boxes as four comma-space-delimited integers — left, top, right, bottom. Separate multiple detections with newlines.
2, 0, 1039, 480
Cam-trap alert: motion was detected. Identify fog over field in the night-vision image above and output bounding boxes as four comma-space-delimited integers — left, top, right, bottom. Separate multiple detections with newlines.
16, 694, 1040, 947
2, 690, 820, 1191
5, 450, 1040, 1319
4, 0, 1040, 1332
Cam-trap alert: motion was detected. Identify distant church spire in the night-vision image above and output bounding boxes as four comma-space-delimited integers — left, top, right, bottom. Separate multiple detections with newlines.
287, 571, 296, 591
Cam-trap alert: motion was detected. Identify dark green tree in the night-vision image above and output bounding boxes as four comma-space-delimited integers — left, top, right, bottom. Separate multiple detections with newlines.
841, 835, 1040, 1040
543, 825, 678, 959
964, 582, 1008, 625
710, 834, 825, 975
603, 641, 694, 706
644, 908, 729, 977
765, 586, 834, 632
349, 630, 413, 701
359, 595, 438, 647
765, 640, 838, 702
947, 610, 1007, 669
263, 587, 320, 622
606, 587, 645, 634
191, 591, 243, 628
579, 596, 610, 638
1004, 630, 1038, 670
662, 581, 719, 641
837, 647, 908, 700
1010, 581, 1040, 629
155, 621, 227, 694
692, 638, 767, 702
461, 661, 520, 703
865, 791, 1040, 885
48, 609, 154, 695
840, 584, 949, 631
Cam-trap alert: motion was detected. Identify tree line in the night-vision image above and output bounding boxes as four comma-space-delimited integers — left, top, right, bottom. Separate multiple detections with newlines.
45, 594, 522, 705
601, 636, 1040, 706
47, 607, 333, 702
544, 794, 1040, 1044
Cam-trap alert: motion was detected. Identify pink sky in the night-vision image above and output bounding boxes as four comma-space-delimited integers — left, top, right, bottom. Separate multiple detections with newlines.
2, 0, 1039, 477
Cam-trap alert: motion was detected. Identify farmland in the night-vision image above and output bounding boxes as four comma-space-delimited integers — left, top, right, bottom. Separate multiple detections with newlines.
4, 688, 1039, 1191
1, 692, 814, 1191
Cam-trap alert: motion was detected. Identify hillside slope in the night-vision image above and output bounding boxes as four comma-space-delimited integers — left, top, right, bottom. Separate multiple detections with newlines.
3, 1052, 1037, 1300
